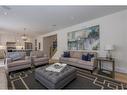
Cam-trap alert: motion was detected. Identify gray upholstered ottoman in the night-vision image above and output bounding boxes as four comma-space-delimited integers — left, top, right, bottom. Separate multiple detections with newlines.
35, 65, 76, 89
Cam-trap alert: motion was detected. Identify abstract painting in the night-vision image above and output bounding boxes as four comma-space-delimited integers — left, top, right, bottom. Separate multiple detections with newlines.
68, 25, 100, 50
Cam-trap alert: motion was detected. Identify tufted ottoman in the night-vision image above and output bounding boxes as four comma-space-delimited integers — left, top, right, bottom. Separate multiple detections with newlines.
35, 65, 76, 89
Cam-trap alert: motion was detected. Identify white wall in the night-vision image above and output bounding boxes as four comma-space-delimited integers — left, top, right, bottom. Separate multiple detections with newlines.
36, 10, 127, 73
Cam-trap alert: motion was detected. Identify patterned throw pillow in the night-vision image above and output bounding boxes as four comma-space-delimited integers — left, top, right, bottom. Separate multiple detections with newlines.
82, 53, 94, 61
82, 54, 88, 61
63, 51, 70, 58
87, 53, 94, 61
8, 52, 25, 61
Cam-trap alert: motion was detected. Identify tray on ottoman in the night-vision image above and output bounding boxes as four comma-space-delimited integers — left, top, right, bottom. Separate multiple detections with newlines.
35, 64, 76, 89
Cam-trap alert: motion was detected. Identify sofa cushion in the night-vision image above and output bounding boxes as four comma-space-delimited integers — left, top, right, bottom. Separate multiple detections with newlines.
60, 57, 79, 63
30, 51, 37, 57
34, 57, 48, 62
68, 58, 79, 63
60, 57, 70, 61
78, 60, 94, 66
70, 51, 82, 59
30, 51, 44, 58
36, 51, 44, 58
8, 60, 31, 67
63, 51, 70, 58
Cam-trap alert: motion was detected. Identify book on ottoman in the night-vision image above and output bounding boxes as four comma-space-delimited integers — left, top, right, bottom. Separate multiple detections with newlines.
46, 63, 67, 72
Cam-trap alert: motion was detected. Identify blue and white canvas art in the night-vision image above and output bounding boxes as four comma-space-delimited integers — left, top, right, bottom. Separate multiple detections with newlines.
68, 25, 100, 50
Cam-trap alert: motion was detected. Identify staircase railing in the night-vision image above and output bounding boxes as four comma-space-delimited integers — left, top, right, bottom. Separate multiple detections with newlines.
49, 39, 57, 58
50, 46, 57, 58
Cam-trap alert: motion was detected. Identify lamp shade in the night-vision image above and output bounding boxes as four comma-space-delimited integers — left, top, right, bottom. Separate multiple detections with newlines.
104, 45, 114, 51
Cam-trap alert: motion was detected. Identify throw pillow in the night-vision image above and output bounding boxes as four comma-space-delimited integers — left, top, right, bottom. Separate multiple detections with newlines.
82, 54, 88, 61
82, 53, 94, 61
87, 53, 94, 61
8, 52, 25, 61
63, 51, 70, 58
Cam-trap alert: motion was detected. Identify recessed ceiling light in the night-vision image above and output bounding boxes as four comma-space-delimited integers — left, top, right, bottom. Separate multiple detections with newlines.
52, 25, 56, 27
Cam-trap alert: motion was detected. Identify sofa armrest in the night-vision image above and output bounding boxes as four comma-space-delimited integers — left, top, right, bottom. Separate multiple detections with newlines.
44, 54, 48, 57
31, 56, 37, 59
91, 57, 98, 68
91, 57, 95, 63
25, 56, 31, 60
31, 56, 37, 63
61, 54, 64, 57
6, 58, 12, 64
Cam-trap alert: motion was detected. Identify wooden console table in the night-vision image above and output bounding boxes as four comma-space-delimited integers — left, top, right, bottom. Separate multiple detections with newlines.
96, 57, 115, 78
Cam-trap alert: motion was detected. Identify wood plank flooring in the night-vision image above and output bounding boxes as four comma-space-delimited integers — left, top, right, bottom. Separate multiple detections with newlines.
115, 72, 127, 83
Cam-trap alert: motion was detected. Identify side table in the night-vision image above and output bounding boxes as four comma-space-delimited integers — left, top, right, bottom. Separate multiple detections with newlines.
96, 57, 115, 78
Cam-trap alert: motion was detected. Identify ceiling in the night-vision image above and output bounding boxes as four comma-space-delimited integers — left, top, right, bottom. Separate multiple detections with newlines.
0, 6, 127, 37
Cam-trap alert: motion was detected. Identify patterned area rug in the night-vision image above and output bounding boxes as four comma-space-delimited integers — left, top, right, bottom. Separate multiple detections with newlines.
8, 67, 127, 89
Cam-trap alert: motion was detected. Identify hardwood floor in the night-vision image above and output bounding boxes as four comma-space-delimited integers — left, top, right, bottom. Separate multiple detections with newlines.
94, 68, 127, 83
115, 72, 127, 83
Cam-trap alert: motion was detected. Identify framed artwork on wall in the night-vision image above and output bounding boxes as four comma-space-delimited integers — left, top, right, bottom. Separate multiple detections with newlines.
67, 25, 100, 50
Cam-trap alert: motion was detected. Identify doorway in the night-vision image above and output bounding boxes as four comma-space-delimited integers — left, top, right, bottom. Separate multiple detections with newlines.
43, 34, 57, 58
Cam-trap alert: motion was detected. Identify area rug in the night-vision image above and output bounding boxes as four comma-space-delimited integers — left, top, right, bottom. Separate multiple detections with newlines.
8, 67, 127, 89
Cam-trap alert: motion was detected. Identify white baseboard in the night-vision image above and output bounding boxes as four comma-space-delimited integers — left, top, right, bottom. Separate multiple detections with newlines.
102, 65, 127, 74
115, 67, 127, 74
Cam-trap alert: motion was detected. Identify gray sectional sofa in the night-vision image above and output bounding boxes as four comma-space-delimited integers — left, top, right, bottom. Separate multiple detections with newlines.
59, 51, 97, 72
